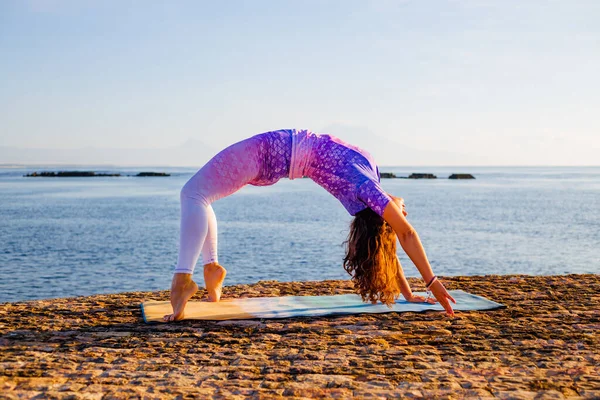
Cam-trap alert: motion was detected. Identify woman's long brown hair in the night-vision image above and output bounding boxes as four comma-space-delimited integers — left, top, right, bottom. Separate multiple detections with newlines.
343, 208, 401, 307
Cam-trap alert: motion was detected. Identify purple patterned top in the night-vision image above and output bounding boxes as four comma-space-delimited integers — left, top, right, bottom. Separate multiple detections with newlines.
250, 129, 391, 217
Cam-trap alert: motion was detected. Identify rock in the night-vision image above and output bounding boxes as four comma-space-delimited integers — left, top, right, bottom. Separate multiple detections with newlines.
135, 172, 171, 177
24, 171, 121, 177
408, 173, 437, 179
379, 172, 397, 179
449, 174, 475, 179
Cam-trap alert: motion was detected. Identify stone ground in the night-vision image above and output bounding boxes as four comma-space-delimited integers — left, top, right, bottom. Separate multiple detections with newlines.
0, 274, 599, 399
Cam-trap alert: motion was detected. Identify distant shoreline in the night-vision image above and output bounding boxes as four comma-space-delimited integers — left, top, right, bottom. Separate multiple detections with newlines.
21, 170, 476, 179
3, 164, 600, 169
24, 171, 171, 177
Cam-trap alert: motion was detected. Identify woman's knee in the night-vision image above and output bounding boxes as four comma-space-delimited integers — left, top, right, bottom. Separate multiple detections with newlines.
180, 180, 209, 206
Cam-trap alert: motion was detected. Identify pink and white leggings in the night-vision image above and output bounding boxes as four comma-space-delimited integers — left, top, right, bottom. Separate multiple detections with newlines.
173, 135, 265, 274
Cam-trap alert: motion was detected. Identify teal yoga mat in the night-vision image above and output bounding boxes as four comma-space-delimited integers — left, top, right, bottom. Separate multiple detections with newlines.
141, 290, 505, 323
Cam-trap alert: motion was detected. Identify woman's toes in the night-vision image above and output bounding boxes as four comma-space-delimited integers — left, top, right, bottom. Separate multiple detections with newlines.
163, 313, 177, 322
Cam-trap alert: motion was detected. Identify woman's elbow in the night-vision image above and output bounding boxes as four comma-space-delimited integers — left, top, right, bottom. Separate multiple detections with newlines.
397, 227, 418, 242
383, 204, 416, 240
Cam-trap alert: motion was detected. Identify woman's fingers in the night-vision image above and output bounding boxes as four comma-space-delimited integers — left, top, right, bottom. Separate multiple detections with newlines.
430, 280, 455, 316
438, 296, 454, 316
407, 280, 455, 315
443, 300, 455, 316
448, 293, 457, 304
407, 294, 437, 304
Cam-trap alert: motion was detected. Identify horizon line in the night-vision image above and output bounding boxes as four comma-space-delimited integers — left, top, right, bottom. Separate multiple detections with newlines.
2, 163, 599, 169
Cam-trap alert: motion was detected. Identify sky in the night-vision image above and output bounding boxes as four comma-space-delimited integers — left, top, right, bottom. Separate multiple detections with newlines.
1, 0, 599, 166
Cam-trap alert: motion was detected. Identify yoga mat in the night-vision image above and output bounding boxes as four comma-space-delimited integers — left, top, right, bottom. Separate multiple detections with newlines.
141, 290, 504, 323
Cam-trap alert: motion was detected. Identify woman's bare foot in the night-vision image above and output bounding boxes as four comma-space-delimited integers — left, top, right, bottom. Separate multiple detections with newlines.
163, 273, 198, 322
204, 263, 227, 302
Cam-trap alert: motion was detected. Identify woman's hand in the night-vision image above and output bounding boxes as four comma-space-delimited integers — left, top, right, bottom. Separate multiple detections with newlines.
405, 293, 436, 304
382, 199, 453, 315
429, 280, 456, 317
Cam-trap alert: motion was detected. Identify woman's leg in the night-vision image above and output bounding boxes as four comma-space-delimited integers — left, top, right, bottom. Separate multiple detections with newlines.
173, 191, 211, 274
175, 134, 260, 274
165, 135, 263, 321
201, 205, 227, 302
200, 204, 218, 265
164, 188, 208, 322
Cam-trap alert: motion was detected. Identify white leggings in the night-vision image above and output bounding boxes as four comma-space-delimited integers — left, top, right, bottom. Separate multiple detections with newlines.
173, 134, 263, 274
173, 190, 219, 274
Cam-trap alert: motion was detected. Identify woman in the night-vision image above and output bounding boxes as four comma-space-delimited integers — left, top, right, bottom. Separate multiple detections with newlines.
164, 129, 455, 322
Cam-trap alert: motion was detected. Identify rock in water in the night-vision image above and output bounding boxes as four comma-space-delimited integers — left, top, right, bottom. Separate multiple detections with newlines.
408, 173, 437, 179
449, 174, 475, 179
135, 172, 171, 177
380, 172, 397, 179
25, 171, 121, 177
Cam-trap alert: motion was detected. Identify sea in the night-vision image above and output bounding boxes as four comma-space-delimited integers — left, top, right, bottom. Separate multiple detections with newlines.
1, 166, 599, 303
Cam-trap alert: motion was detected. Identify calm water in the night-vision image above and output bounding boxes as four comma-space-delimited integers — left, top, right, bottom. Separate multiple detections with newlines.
1, 166, 599, 303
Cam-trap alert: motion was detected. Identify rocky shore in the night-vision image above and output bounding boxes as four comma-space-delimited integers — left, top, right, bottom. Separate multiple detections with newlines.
380, 172, 476, 179
24, 171, 170, 177
1, 274, 599, 399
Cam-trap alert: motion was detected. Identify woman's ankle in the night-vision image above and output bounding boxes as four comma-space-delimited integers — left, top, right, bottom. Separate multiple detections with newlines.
203, 262, 222, 270
172, 272, 193, 285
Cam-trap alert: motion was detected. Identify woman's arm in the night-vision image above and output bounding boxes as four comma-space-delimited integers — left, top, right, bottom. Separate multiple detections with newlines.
396, 258, 413, 299
382, 199, 456, 316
